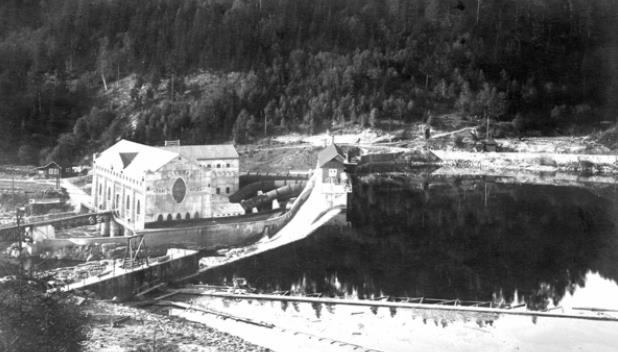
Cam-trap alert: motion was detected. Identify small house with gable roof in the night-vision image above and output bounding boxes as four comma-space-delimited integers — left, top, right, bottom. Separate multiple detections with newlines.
317, 143, 345, 184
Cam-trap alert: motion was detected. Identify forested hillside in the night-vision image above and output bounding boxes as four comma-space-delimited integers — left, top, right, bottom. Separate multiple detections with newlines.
0, 0, 616, 165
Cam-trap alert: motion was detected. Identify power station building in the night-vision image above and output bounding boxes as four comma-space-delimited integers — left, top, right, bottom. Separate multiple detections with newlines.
91, 140, 243, 232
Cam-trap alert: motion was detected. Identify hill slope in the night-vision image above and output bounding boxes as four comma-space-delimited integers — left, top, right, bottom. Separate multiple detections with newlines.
0, 0, 617, 164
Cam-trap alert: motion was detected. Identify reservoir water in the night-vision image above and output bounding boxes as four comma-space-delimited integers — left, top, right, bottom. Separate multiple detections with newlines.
202, 171, 618, 310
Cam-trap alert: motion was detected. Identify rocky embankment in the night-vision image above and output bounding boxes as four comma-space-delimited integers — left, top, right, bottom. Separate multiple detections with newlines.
83, 300, 270, 352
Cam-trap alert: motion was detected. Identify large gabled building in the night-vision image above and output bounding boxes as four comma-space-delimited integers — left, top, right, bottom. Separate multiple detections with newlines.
92, 140, 243, 232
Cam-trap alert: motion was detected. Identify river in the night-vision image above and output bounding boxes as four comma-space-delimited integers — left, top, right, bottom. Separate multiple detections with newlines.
201, 170, 618, 311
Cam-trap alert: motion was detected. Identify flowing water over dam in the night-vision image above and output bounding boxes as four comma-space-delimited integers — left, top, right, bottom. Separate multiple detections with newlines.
201, 171, 618, 310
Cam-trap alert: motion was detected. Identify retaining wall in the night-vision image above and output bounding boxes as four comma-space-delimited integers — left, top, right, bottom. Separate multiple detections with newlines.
77, 250, 199, 299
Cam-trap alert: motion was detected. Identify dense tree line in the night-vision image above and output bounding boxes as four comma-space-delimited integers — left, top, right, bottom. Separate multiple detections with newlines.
0, 0, 616, 164
0, 263, 90, 351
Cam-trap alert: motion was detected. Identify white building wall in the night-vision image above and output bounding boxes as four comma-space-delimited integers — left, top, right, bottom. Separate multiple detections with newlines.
144, 156, 213, 224
197, 158, 239, 195
92, 144, 241, 231
91, 162, 147, 230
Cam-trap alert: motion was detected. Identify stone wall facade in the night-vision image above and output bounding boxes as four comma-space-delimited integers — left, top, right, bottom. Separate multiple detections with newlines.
92, 141, 247, 232
144, 156, 213, 224
196, 158, 239, 196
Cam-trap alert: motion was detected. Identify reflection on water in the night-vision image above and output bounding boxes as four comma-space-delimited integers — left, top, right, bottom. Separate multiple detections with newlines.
201, 172, 618, 310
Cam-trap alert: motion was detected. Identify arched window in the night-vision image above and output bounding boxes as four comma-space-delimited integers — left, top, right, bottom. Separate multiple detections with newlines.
216, 164, 221, 168
167, 214, 173, 221
136, 200, 141, 215
185, 212, 191, 220
226, 163, 230, 168
115, 194, 119, 208
176, 213, 182, 220
107, 188, 111, 201
216, 187, 220, 194
194, 211, 199, 219
226, 187, 230, 194
126, 195, 130, 209
157, 214, 163, 222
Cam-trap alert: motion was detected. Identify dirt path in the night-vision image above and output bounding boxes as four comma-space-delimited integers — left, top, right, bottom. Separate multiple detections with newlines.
61, 179, 93, 210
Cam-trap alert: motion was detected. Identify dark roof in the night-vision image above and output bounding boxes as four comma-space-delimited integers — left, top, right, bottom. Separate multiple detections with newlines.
160, 144, 239, 161
317, 143, 344, 167
36, 161, 61, 170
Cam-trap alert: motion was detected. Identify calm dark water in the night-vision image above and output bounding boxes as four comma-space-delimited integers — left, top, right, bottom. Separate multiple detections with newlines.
201, 171, 618, 310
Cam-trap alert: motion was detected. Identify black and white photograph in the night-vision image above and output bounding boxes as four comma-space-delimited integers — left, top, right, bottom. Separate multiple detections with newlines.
1, 0, 617, 351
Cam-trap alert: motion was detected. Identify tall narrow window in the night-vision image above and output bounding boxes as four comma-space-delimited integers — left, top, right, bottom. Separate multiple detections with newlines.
226, 187, 230, 194
216, 187, 220, 195
136, 200, 141, 215
126, 195, 130, 209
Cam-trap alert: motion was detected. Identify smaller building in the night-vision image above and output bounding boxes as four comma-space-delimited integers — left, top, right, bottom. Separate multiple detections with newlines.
36, 162, 62, 179
317, 143, 345, 184
36, 161, 79, 178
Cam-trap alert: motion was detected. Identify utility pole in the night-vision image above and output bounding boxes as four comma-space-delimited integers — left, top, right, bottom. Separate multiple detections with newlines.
15, 206, 25, 346
16, 207, 25, 273
476, 0, 481, 25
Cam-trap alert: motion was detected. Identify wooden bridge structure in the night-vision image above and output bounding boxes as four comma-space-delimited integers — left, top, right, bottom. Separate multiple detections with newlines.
0, 211, 114, 242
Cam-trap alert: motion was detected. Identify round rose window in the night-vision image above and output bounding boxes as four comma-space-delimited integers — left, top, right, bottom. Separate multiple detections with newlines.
171, 178, 186, 203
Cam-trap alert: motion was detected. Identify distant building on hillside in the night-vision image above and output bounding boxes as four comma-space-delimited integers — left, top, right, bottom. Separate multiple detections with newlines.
91, 140, 242, 231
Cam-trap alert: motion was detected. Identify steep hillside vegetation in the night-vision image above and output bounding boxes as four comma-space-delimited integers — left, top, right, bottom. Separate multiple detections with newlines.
0, 0, 616, 165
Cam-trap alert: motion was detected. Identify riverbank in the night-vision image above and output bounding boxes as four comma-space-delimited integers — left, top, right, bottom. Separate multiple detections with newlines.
164, 274, 618, 352
238, 128, 618, 177
83, 300, 270, 352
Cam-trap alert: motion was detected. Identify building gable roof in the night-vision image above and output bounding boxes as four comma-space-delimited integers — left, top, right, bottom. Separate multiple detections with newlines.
95, 140, 182, 177
160, 144, 239, 161
317, 143, 344, 167
36, 161, 61, 170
